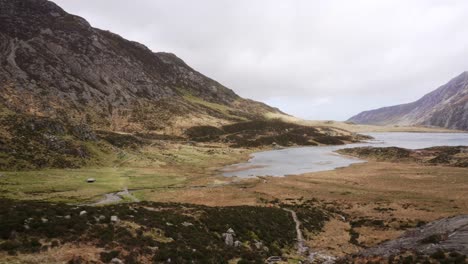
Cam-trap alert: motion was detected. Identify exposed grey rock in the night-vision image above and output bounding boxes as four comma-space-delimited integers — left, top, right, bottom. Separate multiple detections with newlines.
41, 217, 48, 223
110, 258, 124, 264
254, 240, 263, 250
224, 234, 234, 246
86, 178, 95, 183
64, 215, 71, 219
110, 215, 119, 222
234, 240, 242, 247
182, 221, 193, 227
222, 228, 236, 246
79, 210, 87, 216
266, 256, 282, 264
359, 214, 468, 257
309, 252, 337, 263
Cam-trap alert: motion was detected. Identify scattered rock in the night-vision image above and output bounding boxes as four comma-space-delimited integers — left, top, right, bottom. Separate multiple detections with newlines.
64, 215, 71, 219
110, 215, 119, 222
79, 210, 87, 216
41, 217, 48, 223
309, 252, 337, 263
234, 240, 242, 247
110, 258, 124, 264
182, 221, 193, 227
254, 240, 263, 249
86, 178, 96, 183
266, 256, 282, 263
222, 228, 236, 246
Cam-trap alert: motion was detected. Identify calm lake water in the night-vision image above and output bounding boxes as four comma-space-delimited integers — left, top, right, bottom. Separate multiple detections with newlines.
222, 132, 468, 178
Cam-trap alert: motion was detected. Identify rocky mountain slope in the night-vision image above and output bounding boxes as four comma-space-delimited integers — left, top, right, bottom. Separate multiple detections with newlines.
348, 72, 468, 130
0, 0, 281, 133
0, 0, 362, 171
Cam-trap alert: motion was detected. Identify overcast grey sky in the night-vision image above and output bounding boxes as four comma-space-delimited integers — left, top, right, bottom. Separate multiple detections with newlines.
52, 0, 468, 120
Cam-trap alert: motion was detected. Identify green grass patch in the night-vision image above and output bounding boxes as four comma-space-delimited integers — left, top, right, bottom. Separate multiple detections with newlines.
0, 167, 186, 203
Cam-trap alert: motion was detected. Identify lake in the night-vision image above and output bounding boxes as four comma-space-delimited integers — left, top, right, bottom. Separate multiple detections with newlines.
222, 132, 468, 178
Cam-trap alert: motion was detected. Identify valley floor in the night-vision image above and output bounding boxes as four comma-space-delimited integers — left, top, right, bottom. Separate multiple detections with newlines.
0, 139, 467, 263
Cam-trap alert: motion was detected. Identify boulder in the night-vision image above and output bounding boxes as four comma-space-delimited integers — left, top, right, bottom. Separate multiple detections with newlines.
266, 256, 282, 263
254, 240, 263, 249
110, 258, 124, 264
79, 210, 87, 216
222, 228, 236, 246
110, 215, 119, 222
182, 221, 193, 227
224, 233, 234, 246
86, 178, 95, 183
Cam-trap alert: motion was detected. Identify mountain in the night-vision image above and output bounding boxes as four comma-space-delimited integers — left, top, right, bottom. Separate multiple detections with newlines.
348, 72, 468, 130
0, 0, 281, 133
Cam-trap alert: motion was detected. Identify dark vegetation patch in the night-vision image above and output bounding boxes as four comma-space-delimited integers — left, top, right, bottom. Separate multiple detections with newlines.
96, 130, 147, 148
350, 218, 386, 229
420, 233, 446, 244
0, 199, 329, 263
0, 114, 98, 170
337, 146, 468, 167
338, 147, 412, 162
282, 201, 330, 237
185, 119, 364, 148
134, 132, 183, 141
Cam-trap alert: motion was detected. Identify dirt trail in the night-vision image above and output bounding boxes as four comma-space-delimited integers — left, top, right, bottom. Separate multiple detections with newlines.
283, 208, 308, 255
284, 208, 336, 263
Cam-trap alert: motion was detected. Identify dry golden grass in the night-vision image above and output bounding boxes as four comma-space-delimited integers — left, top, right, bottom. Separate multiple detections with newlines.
0, 244, 103, 264
141, 160, 468, 255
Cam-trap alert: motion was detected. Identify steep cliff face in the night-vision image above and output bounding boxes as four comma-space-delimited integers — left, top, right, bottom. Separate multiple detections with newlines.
348, 72, 468, 130
0, 0, 281, 132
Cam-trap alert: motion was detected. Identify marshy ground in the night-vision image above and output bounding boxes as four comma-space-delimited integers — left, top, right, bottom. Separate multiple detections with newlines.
0, 120, 467, 263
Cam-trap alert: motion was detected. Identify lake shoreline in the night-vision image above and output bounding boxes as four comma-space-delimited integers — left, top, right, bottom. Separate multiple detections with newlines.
221, 132, 468, 177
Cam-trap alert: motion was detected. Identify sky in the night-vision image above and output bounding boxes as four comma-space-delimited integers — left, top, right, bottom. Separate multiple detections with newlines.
52, 0, 468, 121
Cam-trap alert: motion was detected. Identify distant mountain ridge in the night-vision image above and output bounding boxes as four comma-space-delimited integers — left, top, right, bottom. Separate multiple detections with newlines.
0, 0, 281, 133
348, 72, 468, 130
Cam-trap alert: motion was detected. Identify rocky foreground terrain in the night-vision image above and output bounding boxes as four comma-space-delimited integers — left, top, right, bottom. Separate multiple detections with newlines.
339, 215, 468, 263
348, 72, 468, 131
